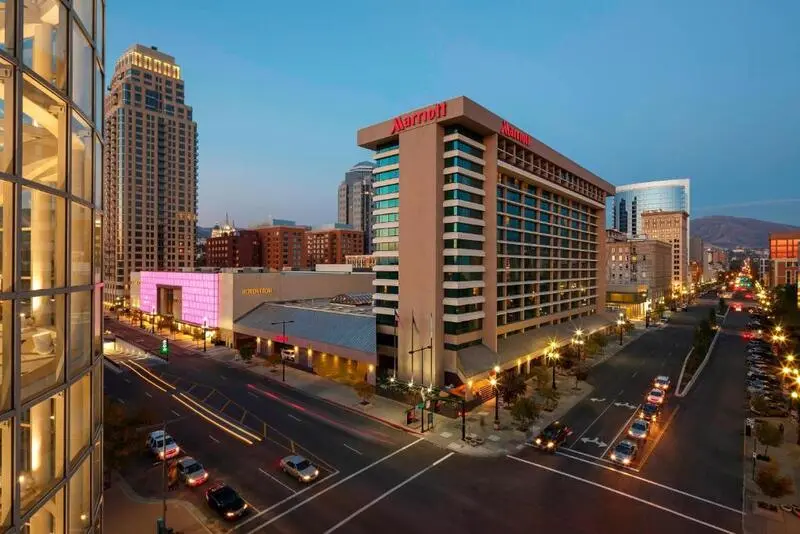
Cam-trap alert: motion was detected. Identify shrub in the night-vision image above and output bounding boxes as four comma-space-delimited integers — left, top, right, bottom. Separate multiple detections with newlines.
353, 382, 375, 404
511, 397, 540, 431
756, 463, 794, 499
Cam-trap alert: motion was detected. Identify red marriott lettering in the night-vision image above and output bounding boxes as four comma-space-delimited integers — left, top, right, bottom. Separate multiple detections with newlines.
500, 120, 532, 146
391, 102, 447, 134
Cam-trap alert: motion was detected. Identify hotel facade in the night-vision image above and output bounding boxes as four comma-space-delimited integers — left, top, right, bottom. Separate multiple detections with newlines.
357, 97, 616, 387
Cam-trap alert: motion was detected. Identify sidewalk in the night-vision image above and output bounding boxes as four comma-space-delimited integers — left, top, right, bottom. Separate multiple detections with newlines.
745, 417, 800, 534
215, 325, 650, 458
104, 474, 220, 534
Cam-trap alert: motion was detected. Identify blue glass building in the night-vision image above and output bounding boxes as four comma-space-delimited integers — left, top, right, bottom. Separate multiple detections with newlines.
608, 178, 690, 238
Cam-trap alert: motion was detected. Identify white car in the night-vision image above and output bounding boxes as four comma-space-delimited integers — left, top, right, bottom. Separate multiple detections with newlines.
146, 430, 180, 460
646, 388, 665, 405
280, 348, 296, 362
280, 455, 319, 483
654, 375, 670, 390
177, 457, 209, 487
610, 440, 638, 466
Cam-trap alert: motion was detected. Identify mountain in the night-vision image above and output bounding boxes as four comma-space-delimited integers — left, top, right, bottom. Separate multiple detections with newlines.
692, 216, 800, 249
197, 226, 213, 239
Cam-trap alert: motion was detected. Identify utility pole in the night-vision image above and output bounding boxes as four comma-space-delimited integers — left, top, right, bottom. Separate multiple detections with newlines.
271, 320, 295, 382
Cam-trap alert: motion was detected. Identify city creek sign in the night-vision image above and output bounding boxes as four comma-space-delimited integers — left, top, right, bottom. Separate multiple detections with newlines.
500, 120, 532, 146
391, 101, 448, 134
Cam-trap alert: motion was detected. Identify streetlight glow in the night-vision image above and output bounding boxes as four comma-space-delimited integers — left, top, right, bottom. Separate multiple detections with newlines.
489, 377, 497, 387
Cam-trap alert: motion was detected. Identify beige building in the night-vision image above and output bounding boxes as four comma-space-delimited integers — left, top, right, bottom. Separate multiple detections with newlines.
641, 210, 689, 288
104, 45, 198, 307
606, 236, 672, 318
357, 96, 616, 388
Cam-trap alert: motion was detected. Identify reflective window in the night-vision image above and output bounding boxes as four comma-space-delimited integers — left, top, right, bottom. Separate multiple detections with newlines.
96, 1, 104, 60
93, 135, 102, 208
93, 213, 102, 283
70, 203, 92, 286
73, 0, 92, 34
71, 22, 92, 117
92, 362, 101, 433
68, 375, 90, 461
91, 440, 101, 510
0, 0, 14, 53
0, 301, 11, 411
20, 392, 65, 512
23, 486, 64, 533
0, 418, 10, 527
19, 293, 65, 401
93, 290, 101, 358
95, 61, 103, 129
22, 76, 66, 190
71, 112, 92, 201
69, 291, 91, 376
20, 187, 66, 290
0, 59, 13, 174
69, 455, 91, 531
23, 0, 67, 90
0, 180, 12, 293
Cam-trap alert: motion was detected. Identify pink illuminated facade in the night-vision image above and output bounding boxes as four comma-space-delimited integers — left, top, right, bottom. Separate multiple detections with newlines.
132, 271, 221, 327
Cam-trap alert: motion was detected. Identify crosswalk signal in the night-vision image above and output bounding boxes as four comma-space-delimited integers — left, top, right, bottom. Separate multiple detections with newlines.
160, 339, 169, 356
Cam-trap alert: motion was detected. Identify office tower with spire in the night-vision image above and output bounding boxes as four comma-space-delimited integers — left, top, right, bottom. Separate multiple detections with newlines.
103, 44, 198, 307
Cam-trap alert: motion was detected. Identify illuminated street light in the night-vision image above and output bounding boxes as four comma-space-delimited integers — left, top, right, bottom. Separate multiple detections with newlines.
489, 376, 500, 428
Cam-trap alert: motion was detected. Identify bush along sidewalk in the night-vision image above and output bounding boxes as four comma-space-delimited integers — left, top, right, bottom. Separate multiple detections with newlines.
676, 318, 720, 397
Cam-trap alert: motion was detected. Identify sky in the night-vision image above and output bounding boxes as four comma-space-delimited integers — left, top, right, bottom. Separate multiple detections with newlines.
106, 0, 800, 228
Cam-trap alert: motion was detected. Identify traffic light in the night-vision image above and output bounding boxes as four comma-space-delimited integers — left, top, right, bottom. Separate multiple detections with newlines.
160, 339, 169, 356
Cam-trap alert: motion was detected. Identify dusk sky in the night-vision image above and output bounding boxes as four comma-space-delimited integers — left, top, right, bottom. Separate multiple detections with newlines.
106, 1, 800, 228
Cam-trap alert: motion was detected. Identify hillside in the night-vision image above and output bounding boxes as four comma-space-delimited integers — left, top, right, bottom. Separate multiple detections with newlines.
692, 216, 800, 249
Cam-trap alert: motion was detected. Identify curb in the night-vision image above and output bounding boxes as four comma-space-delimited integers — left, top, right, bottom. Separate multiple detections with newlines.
675, 328, 723, 398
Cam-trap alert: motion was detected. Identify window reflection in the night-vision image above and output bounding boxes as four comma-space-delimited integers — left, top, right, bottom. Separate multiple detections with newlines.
69, 456, 91, 532
69, 291, 91, 376
23, 0, 67, 91
96, 0, 104, 60
91, 440, 101, 513
71, 22, 92, 117
70, 112, 92, 201
0, 418, 10, 528
20, 392, 65, 513
93, 214, 102, 283
71, 202, 91, 286
0, 0, 15, 53
0, 179, 12, 293
22, 75, 66, 190
0, 59, 13, 174
68, 375, 90, 461
23, 487, 64, 534
73, 0, 92, 34
19, 293, 65, 402
92, 362, 101, 433
0, 301, 11, 412
21, 186, 66, 290
93, 135, 102, 208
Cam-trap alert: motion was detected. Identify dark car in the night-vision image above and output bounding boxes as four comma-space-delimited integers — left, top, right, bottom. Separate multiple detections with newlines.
205, 483, 248, 520
533, 421, 573, 451
638, 402, 660, 422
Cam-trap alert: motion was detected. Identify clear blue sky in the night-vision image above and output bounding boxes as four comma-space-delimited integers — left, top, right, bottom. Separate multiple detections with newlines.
106, 0, 800, 228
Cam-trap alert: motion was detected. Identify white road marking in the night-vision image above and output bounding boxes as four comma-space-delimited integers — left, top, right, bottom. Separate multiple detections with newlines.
144, 391, 153, 398
287, 414, 302, 422
208, 435, 220, 444
555, 447, 742, 514
171, 410, 180, 417
631, 371, 638, 378
221, 375, 228, 380
117, 398, 126, 405
343, 443, 363, 455
602, 404, 641, 457
507, 455, 736, 533
323, 452, 454, 533
258, 467, 296, 493
124, 378, 132, 384
571, 399, 618, 448
243, 438, 424, 532
558, 448, 640, 472
247, 391, 259, 399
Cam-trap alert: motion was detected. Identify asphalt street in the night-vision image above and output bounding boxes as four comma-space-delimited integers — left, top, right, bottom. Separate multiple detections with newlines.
104, 307, 746, 534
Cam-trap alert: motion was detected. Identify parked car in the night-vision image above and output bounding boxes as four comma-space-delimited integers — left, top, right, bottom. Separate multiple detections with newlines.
205, 483, 248, 520
280, 348, 296, 362
176, 457, 209, 487
146, 430, 180, 461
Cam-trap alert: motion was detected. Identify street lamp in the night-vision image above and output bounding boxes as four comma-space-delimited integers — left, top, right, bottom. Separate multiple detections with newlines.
572, 329, 584, 361
489, 376, 500, 429
546, 350, 560, 390
151, 306, 156, 334
271, 320, 295, 382
202, 318, 208, 352
616, 318, 625, 345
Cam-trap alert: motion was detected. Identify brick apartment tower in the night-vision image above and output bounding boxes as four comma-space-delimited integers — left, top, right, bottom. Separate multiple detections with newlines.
205, 229, 262, 268
254, 221, 309, 271
104, 45, 198, 306
308, 226, 365, 266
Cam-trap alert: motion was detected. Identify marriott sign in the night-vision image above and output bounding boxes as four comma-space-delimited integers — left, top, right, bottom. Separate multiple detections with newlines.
391, 102, 448, 134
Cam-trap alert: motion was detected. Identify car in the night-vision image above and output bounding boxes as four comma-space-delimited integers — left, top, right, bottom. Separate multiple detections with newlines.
176, 457, 209, 487
639, 403, 660, 422
610, 440, 638, 466
654, 375, 670, 390
734, 304, 743, 312
627, 419, 650, 440
679, 305, 688, 312
646, 388, 665, 405
532, 421, 573, 451
280, 348, 296, 362
280, 455, 319, 482
146, 430, 180, 460
205, 483, 248, 520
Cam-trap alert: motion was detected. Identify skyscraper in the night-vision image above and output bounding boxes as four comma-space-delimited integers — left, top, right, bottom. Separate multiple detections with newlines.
0, 0, 105, 530
104, 44, 198, 307
337, 161, 376, 253
609, 178, 690, 240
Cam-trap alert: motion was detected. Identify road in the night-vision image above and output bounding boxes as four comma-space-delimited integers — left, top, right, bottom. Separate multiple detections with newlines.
104, 306, 745, 534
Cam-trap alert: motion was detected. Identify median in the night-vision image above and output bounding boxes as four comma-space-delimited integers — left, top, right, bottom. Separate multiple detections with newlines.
675, 308, 723, 397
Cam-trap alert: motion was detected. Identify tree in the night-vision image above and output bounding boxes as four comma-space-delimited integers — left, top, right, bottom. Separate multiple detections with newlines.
510, 397, 540, 431
530, 366, 549, 391
756, 463, 794, 499
501, 374, 527, 406
104, 399, 158, 473
584, 339, 601, 359
750, 394, 772, 415
574, 365, 589, 390
718, 298, 727, 314
592, 332, 608, 353
539, 387, 560, 411
265, 352, 282, 371
353, 382, 375, 405
756, 420, 784, 457
239, 345, 254, 362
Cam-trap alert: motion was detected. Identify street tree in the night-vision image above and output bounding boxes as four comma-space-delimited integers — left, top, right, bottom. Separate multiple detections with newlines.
353, 382, 375, 405
750, 394, 771, 415
510, 397, 540, 431
104, 399, 158, 474
756, 420, 784, 456
756, 463, 794, 499
584, 338, 601, 359
501, 374, 527, 406
265, 352, 282, 371
718, 297, 726, 314
530, 366, 549, 391
239, 345, 254, 362
539, 386, 560, 411
574, 365, 589, 390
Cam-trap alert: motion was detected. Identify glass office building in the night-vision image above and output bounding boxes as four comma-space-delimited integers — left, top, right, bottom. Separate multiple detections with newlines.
608, 178, 690, 238
0, 0, 105, 531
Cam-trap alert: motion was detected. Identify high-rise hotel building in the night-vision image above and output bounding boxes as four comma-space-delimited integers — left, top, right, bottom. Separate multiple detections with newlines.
358, 97, 615, 386
104, 44, 198, 307
0, 0, 105, 531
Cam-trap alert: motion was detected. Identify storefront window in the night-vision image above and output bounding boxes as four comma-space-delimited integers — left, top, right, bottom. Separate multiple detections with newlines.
70, 21, 92, 117
70, 203, 91, 286
0, 58, 13, 174
23, 0, 67, 89
68, 456, 91, 532
19, 293, 65, 402
68, 375, 90, 462
70, 291, 91, 377
22, 75, 66, 190
20, 392, 65, 512
0, 418, 11, 528
23, 486, 64, 534
70, 112, 92, 201
20, 186, 66, 290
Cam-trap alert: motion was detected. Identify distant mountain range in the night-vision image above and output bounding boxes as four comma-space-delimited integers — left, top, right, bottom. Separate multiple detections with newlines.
197, 226, 213, 239
692, 216, 800, 249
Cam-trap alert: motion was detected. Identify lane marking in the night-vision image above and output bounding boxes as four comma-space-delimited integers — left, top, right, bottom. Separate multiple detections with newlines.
171, 395, 255, 445
209, 435, 220, 444
259, 468, 296, 493
243, 438, 424, 532
555, 446, 741, 514
287, 414, 302, 422
601, 403, 641, 457
221, 375, 228, 380
323, 452, 454, 533
171, 410, 180, 417
144, 391, 153, 398
247, 391, 259, 399
507, 455, 736, 533
571, 399, 619, 449
558, 448, 640, 473
631, 371, 638, 378
117, 398, 126, 405
124, 378, 132, 384
637, 406, 679, 471
343, 443, 363, 455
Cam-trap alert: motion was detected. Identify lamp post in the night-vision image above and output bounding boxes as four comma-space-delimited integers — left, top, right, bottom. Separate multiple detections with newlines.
572, 329, 584, 361
271, 320, 295, 382
546, 349, 559, 390
151, 306, 156, 334
617, 317, 624, 345
489, 376, 500, 430
202, 318, 208, 352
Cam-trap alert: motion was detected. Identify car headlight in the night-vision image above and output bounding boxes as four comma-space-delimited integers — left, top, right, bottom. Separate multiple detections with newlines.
243, 503, 248, 510
314, 470, 319, 476
187, 477, 195, 484
226, 512, 235, 517
535, 438, 541, 444
158, 451, 165, 458
623, 458, 630, 465
547, 442, 554, 448
303, 475, 311, 480
611, 454, 616, 460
